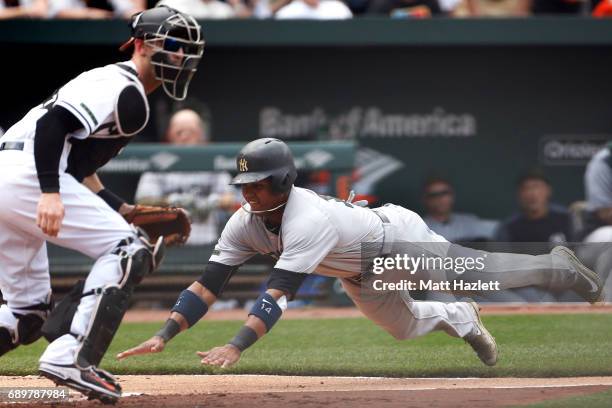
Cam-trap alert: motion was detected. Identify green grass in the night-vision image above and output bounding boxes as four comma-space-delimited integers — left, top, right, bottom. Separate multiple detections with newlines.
516, 389, 612, 407
2, 314, 612, 377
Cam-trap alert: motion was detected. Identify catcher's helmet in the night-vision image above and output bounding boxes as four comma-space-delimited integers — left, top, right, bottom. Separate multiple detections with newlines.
121, 6, 204, 101
230, 138, 297, 193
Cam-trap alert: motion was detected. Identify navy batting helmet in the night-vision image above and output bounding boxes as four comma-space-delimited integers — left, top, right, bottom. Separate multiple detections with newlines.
230, 138, 297, 193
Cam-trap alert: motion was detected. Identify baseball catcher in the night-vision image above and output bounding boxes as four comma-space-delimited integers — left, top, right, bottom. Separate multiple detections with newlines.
0, 6, 202, 403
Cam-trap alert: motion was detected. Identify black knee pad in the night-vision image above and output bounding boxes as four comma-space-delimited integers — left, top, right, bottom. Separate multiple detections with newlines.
16, 314, 45, 345
0, 327, 17, 357
134, 226, 165, 272
115, 228, 165, 289
11, 298, 53, 346
120, 247, 153, 288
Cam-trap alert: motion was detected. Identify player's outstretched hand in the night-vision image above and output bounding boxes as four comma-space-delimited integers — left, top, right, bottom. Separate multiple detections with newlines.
197, 345, 241, 368
37, 193, 65, 237
116, 336, 166, 360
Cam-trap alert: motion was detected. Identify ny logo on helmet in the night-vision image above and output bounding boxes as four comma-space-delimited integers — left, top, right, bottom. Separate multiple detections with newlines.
239, 157, 248, 172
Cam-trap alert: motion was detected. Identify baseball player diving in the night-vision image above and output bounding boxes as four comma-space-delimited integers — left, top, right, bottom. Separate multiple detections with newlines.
0, 6, 202, 403
118, 138, 604, 369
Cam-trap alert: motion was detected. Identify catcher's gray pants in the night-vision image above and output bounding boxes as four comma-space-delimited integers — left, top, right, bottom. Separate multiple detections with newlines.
0, 150, 140, 365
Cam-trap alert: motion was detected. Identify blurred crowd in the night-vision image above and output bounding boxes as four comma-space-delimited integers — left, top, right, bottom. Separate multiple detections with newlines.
96, 104, 612, 254
419, 160, 612, 248
419, 148, 612, 302
3, 0, 612, 20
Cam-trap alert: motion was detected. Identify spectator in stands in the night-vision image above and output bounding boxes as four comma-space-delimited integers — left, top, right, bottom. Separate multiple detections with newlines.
0, 0, 47, 18
365, 0, 461, 16
496, 171, 570, 246
493, 170, 573, 302
49, 0, 143, 18
135, 109, 239, 245
275, 0, 352, 18
422, 176, 498, 242
453, 0, 530, 16
157, 0, 243, 18
250, 0, 293, 17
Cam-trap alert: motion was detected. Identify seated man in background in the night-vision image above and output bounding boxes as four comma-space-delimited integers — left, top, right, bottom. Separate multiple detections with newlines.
495, 171, 571, 302
156, 0, 241, 18
422, 177, 498, 243
135, 109, 239, 245
496, 171, 570, 247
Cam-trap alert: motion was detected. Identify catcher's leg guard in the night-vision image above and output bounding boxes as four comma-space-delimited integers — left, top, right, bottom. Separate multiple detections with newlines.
0, 327, 15, 357
0, 296, 52, 357
75, 231, 164, 368
0, 304, 17, 357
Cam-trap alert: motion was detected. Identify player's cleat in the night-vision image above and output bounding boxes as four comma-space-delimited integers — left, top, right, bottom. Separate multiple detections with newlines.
39, 361, 121, 404
552, 246, 604, 304
463, 301, 498, 367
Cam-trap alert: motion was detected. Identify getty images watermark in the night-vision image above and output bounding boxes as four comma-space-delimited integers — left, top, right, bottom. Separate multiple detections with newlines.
359, 241, 611, 303
369, 252, 501, 292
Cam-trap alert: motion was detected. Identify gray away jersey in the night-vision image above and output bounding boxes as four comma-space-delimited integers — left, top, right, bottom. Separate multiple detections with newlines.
209, 186, 385, 278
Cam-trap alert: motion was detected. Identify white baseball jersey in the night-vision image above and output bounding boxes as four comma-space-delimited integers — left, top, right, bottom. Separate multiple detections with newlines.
0, 60, 147, 178
210, 186, 385, 277
0, 61, 150, 367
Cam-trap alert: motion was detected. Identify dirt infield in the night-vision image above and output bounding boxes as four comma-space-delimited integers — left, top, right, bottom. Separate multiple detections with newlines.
3, 305, 610, 407
1, 375, 611, 407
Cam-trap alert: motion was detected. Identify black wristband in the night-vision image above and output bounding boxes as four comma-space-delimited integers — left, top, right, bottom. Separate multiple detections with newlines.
229, 326, 258, 352
155, 318, 181, 343
97, 189, 126, 212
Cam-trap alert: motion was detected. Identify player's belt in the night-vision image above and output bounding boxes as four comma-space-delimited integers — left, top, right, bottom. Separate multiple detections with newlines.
0, 142, 24, 151
372, 209, 394, 255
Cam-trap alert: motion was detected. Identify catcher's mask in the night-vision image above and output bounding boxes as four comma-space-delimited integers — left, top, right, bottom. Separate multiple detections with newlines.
122, 6, 204, 101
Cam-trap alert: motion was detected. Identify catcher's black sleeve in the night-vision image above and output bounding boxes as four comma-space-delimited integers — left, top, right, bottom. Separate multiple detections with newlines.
267, 268, 308, 301
97, 189, 125, 212
197, 261, 238, 297
34, 106, 83, 193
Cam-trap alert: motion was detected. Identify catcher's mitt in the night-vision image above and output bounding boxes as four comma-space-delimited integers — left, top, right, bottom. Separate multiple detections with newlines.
123, 205, 191, 246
